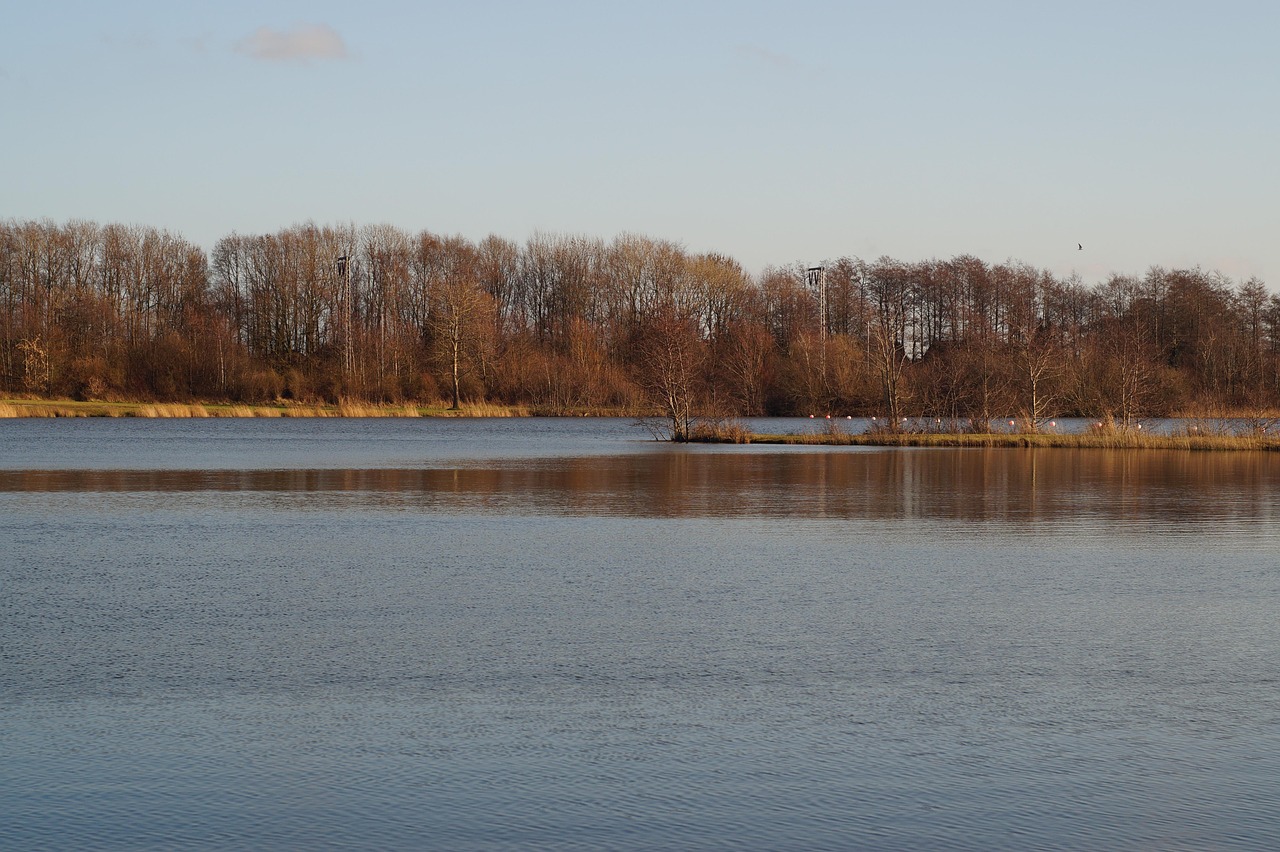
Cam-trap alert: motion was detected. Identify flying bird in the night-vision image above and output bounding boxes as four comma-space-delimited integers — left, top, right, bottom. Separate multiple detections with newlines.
1078, 243, 1083, 250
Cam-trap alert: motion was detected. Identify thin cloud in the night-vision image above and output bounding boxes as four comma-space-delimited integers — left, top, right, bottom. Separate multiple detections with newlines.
102, 31, 156, 52
183, 33, 214, 55
735, 44, 800, 71
235, 23, 349, 62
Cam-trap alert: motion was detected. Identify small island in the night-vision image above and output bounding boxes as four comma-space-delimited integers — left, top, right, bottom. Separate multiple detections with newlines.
677, 418, 1280, 451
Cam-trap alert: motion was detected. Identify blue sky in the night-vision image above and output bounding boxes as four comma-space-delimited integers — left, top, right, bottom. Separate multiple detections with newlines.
5, 1, 1278, 283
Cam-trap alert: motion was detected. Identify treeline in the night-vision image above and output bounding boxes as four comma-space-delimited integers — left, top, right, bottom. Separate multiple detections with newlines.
3, 218, 1279, 421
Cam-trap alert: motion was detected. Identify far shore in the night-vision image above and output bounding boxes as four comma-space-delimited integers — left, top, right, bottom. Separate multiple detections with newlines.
4, 398, 1280, 451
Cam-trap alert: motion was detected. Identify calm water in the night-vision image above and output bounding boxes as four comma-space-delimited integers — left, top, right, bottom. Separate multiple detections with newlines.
3, 418, 1280, 850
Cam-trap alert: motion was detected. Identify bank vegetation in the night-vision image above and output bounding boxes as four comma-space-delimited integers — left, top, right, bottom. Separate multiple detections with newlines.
700, 418, 1280, 451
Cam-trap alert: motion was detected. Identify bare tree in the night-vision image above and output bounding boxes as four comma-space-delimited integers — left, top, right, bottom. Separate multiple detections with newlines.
866, 259, 913, 425
636, 307, 706, 441
1004, 263, 1061, 430
428, 277, 493, 409
715, 318, 772, 415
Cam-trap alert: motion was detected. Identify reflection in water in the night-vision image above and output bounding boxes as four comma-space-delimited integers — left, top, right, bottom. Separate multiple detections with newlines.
6, 431, 1280, 850
5, 447, 1278, 529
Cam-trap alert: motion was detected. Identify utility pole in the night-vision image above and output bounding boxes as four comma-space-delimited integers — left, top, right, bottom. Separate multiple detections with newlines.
807, 265, 828, 402
336, 255, 353, 378
806, 265, 827, 341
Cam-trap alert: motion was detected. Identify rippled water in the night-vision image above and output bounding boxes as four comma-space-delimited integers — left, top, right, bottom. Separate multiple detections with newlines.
3, 419, 1280, 850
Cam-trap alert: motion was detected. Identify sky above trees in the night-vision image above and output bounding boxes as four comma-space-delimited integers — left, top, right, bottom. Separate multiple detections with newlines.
5, 1, 1278, 284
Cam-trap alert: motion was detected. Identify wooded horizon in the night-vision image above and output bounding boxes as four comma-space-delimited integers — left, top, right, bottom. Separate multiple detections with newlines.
4, 218, 1278, 422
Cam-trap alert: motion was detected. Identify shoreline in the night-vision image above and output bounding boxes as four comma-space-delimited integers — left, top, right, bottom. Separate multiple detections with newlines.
3, 399, 1278, 452
0, 398, 535, 418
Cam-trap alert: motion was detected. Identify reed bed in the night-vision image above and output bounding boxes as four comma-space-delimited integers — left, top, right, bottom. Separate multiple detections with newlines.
0, 398, 431, 418
278, 404, 336, 417
0, 400, 99, 417
338, 401, 419, 417
336, 400, 378, 417
213, 404, 257, 418
687, 420, 753, 443
529, 404, 639, 417
722, 429, 1280, 451
431, 400, 530, 417
136, 403, 211, 418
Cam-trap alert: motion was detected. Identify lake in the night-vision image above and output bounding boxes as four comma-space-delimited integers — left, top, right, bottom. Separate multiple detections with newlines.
3, 418, 1280, 850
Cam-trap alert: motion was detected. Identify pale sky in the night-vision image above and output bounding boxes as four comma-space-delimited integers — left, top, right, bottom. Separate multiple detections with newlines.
5, 1, 1278, 284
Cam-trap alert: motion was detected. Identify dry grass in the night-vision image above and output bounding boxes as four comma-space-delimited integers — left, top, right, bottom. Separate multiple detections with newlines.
337, 400, 378, 417
453, 400, 529, 417
421, 400, 530, 417
135, 403, 210, 418
280, 404, 335, 418
0, 396, 539, 419
2, 398, 223, 417
530, 404, 639, 417
335, 400, 430, 417
0, 400, 97, 417
688, 419, 753, 443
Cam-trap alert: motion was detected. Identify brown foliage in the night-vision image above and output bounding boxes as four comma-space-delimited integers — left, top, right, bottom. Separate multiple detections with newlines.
3, 218, 1279, 423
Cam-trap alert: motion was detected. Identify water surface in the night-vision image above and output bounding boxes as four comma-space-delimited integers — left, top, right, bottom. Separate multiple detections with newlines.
3, 418, 1279, 850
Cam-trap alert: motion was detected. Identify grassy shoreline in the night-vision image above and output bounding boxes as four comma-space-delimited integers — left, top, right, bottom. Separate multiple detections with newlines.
0, 398, 535, 418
